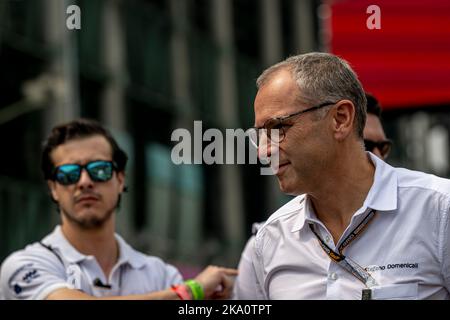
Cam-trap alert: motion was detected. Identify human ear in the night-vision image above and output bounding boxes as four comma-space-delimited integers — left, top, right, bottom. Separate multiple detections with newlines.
116, 171, 126, 193
47, 180, 59, 202
331, 100, 355, 140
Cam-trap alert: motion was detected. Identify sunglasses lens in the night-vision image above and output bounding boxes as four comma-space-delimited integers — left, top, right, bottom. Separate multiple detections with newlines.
55, 164, 81, 185
380, 142, 392, 158
364, 140, 375, 152
364, 140, 392, 159
86, 161, 113, 182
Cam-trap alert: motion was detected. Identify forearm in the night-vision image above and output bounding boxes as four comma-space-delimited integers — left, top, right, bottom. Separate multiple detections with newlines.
45, 265, 237, 300
45, 287, 181, 300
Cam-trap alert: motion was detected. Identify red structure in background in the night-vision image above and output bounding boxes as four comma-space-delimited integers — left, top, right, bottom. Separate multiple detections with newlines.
329, 0, 450, 109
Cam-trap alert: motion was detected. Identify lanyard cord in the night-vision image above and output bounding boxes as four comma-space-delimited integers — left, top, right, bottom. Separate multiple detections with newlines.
39, 242, 65, 265
337, 209, 376, 254
40, 242, 124, 292
308, 209, 378, 288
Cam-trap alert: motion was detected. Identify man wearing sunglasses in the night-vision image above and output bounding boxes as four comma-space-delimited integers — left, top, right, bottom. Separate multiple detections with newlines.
363, 93, 392, 160
235, 52, 450, 300
0, 119, 236, 300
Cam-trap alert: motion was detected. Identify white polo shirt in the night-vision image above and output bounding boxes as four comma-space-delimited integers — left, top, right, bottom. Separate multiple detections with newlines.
0, 226, 183, 299
237, 153, 450, 300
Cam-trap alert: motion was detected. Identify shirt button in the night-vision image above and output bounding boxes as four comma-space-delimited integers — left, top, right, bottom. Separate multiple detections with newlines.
329, 272, 338, 280
325, 235, 331, 243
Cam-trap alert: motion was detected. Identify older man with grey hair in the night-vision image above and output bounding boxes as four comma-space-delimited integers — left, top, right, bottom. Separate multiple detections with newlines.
236, 52, 450, 300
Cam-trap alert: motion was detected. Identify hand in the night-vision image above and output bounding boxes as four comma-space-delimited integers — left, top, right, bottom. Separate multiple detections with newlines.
193, 265, 238, 300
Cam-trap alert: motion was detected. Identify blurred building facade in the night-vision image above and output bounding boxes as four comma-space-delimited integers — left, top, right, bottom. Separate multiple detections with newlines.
0, 0, 321, 269
0, 0, 449, 272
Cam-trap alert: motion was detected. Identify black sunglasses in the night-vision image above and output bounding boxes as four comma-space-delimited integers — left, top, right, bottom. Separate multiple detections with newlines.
53, 160, 116, 185
364, 139, 393, 158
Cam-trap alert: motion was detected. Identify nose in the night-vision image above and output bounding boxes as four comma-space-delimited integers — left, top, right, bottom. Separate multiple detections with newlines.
77, 168, 94, 189
258, 137, 279, 163
258, 133, 269, 159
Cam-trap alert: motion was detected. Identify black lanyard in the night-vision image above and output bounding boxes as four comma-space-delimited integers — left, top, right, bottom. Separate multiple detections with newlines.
40, 241, 123, 292
309, 209, 378, 288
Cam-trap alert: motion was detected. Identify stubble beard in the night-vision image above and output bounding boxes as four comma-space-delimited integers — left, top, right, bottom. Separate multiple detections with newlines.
61, 201, 116, 230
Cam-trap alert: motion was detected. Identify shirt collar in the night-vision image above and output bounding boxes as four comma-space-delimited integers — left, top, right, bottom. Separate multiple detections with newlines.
43, 226, 146, 269
115, 234, 146, 269
363, 152, 398, 212
290, 196, 307, 232
290, 152, 398, 233
42, 226, 87, 264
291, 195, 321, 232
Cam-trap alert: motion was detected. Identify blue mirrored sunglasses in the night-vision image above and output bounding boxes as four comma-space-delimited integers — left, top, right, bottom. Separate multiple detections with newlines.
53, 160, 116, 185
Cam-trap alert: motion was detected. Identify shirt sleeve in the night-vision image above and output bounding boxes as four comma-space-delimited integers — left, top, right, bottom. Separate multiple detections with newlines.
233, 236, 266, 299
162, 262, 184, 287
141, 255, 184, 290
0, 246, 71, 300
440, 196, 450, 291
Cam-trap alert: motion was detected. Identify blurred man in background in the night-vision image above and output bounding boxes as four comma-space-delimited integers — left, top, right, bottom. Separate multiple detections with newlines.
363, 93, 392, 160
0, 119, 236, 300
235, 52, 450, 299
234, 91, 393, 299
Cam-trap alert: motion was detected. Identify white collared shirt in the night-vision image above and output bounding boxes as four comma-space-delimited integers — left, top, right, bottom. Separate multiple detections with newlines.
235, 153, 450, 300
0, 226, 183, 299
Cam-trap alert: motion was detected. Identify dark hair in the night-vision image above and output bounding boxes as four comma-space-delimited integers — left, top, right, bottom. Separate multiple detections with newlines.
41, 118, 128, 180
365, 92, 382, 118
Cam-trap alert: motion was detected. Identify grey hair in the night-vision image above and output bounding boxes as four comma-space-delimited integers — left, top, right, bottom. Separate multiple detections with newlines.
256, 52, 367, 138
